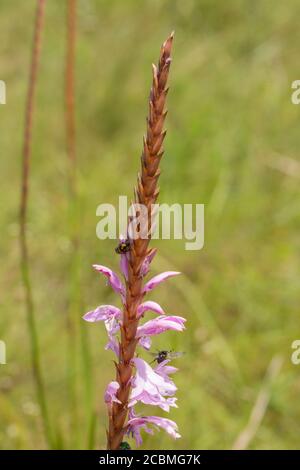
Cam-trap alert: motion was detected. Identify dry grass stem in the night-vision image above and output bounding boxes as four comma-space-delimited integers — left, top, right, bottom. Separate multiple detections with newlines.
232, 355, 283, 450
19, 0, 52, 447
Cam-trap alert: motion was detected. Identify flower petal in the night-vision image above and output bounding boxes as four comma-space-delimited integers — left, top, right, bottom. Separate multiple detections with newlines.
137, 301, 165, 318
130, 358, 177, 411
120, 254, 129, 281
143, 271, 180, 293
126, 414, 180, 447
130, 391, 177, 412
139, 336, 152, 350
140, 248, 157, 277
104, 381, 121, 404
82, 305, 121, 323
137, 315, 186, 337
155, 362, 178, 377
104, 315, 120, 336
105, 336, 120, 357
93, 264, 125, 299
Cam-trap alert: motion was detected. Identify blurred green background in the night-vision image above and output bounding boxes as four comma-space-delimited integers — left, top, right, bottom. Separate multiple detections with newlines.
1, 0, 300, 450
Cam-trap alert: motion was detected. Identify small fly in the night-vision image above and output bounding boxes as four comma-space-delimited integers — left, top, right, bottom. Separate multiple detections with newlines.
115, 238, 131, 254
150, 349, 185, 364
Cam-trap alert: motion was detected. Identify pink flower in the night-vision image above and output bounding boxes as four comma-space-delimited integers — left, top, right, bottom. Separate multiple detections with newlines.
103, 313, 120, 337
130, 358, 177, 411
155, 360, 178, 378
126, 409, 181, 446
102, 314, 121, 357
105, 335, 120, 357
104, 381, 121, 405
138, 336, 152, 350
84, 260, 184, 447
93, 264, 125, 301
140, 248, 157, 277
82, 305, 121, 323
120, 253, 129, 281
137, 315, 186, 338
131, 391, 177, 412
83, 305, 122, 357
137, 300, 165, 318
154, 360, 178, 388
143, 271, 180, 293
137, 316, 186, 351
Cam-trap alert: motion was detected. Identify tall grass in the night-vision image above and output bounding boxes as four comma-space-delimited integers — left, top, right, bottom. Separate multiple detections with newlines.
64, 0, 79, 448
19, 0, 53, 448
65, 0, 94, 448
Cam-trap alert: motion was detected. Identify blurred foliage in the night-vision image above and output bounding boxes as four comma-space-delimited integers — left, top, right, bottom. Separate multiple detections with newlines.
0, 0, 300, 449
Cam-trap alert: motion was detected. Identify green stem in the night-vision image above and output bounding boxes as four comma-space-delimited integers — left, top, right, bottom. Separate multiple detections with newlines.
20, 243, 54, 447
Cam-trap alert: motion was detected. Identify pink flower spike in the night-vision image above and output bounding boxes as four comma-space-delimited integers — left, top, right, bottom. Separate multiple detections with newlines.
137, 301, 165, 318
104, 381, 121, 405
82, 305, 121, 323
93, 264, 125, 300
126, 415, 181, 447
137, 315, 186, 338
143, 271, 181, 293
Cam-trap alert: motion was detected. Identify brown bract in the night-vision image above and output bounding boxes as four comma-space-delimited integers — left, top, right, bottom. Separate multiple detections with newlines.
107, 32, 174, 450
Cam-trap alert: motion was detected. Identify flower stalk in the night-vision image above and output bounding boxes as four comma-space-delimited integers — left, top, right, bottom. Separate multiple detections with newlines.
110, 32, 174, 450
84, 33, 184, 450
